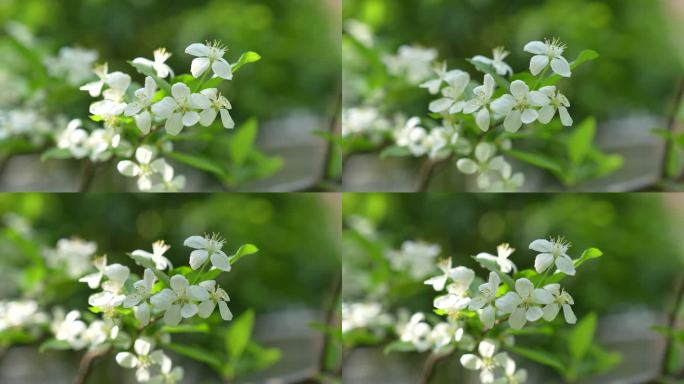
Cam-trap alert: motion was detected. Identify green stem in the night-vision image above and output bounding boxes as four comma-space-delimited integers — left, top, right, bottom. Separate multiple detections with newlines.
532, 66, 549, 90
193, 72, 210, 93
192, 263, 209, 285
536, 267, 552, 288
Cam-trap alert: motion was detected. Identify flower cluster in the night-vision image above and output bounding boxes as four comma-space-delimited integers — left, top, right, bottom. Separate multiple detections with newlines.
385, 240, 442, 279
386, 39, 580, 191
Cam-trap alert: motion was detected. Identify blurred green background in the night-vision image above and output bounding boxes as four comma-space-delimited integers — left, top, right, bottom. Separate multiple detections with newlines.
1, 0, 340, 122
343, 193, 684, 315
344, 0, 683, 123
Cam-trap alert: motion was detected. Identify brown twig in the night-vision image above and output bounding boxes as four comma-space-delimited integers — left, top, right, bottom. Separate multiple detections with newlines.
78, 160, 97, 192
73, 349, 107, 384
420, 352, 451, 384
659, 78, 684, 181
0, 154, 12, 182
659, 274, 684, 379
416, 155, 452, 192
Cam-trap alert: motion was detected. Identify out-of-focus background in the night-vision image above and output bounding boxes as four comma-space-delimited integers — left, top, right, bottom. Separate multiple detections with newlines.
342, 193, 684, 383
342, 0, 684, 192
0, 0, 341, 191
0, 193, 341, 383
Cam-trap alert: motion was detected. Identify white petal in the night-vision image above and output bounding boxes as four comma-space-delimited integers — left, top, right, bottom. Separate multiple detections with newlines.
480, 305, 495, 329
555, 255, 576, 276
117, 161, 140, 177
509, 307, 527, 329
184, 236, 209, 249
529, 91, 550, 106
165, 113, 184, 135
189, 93, 211, 109
478, 339, 497, 358
136, 367, 151, 382
198, 300, 216, 318
134, 303, 150, 326
210, 252, 231, 271
190, 57, 211, 78
490, 94, 515, 115
181, 303, 198, 318
523, 41, 548, 55
532, 288, 554, 305
503, 110, 522, 132
530, 55, 549, 76
429, 98, 453, 113
521, 108, 538, 124
199, 108, 218, 127
163, 305, 182, 326
515, 278, 534, 297
510, 80, 529, 100
135, 146, 154, 164
182, 111, 200, 127
171, 83, 191, 102
460, 354, 483, 370
475, 142, 494, 162
537, 105, 556, 124
551, 56, 571, 77
530, 239, 554, 252
475, 108, 490, 132
212, 59, 233, 80
495, 292, 522, 313
134, 338, 153, 355
185, 43, 210, 57
462, 99, 480, 114
150, 289, 175, 310
456, 159, 478, 175
189, 249, 209, 270
135, 111, 151, 134
559, 106, 573, 126
543, 303, 560, 321
218, 300, 233, 320
188, 285, 210, 301
220, 108, 235, 129
526, 306, 543, 322
563, 304, 577, 324
115, 352, 138, 368
534, 253, 554, 273
151, 97, 176, 118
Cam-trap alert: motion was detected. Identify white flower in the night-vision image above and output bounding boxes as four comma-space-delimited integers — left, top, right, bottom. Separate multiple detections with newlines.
197, 280, 233, 321
433, 267, 475, 312
537, 86, 573, 126
468, 272, 501, 329
495, 278, 553, 329
86, 127, 123, 162
463, 74, 496, 132
82, 319, 119, 351
476, 243, 517, 274
524, 39, 571, 77
43, 238, 97, 278
150, 275, 209, 326
472, 47, 514, 76
78, 255, 108, 289
89, 72, 131, 118
420, 62, 467, 94
424, 257, 458, 291
44, 46, 98, 86
341, 301, 392, 334
51, 309, 87, 349
0, 300, 47, 332
116, 338, 166, 382
198, 88, 235, 129
542, 284, 577, 324
394, 117, 428, 156
383, 45, 438, 84
131, 240, 173, 270
56, 119, 89, 159
429, 322, 461, 352
386, 239, 441, 279
456, 142, 510, 190
117, 146, 167, 191
529, 237, 576, 276
460, 339, 510, 383
183, 233, 231, 271
79, 63, 109, 97
133, 48, 174, 78
151, 82, 211, 135
88, 264, 130, 310
149, 162, 186, 192
490, 166, 525, 192
342, 107, 390, 136
148, 354, 184, 384
428, 71, 470, 114
493, 356, 528, 384
399, 313, 432, 352
185, 41, 233, 80
123, 268, 157, 326
125, 76, 158, 134
490, 80, 549, 132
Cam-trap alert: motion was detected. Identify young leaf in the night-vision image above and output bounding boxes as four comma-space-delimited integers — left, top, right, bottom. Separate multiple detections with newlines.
225, 309, 255, 360
165, 343, 224, 372
39, 339, 73, 353
508, 346, 567, 374
228, 244, 259, 265
574, 248, 603, 268
567, 117, 596, 165
380, 145, 411, 159
383, 340, 416, 354
168, 152, 226, 177
505, 149, 563, 173
40, 148, 73, 162
229, 118, 259, 165
569, 312, 597, 360
232, 51, 261, 73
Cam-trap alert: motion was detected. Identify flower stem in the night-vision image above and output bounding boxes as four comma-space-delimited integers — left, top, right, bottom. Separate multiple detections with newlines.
73, 348, 108, 384
420, 351, 452, 384
532, 66, 549, 90
192, 262, 209, 285
78, 160, 97, 192
194, 72, 210, 93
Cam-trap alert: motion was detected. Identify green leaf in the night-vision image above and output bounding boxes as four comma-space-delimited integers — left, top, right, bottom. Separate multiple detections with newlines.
165, 343, 224, 372
574, 248, 603, 268
569, 312, 598, 360
41, 148, 73, 162
570, 50, 600, 70
128, 60, 172, 94
505, 150, 563, 173
39, 339, 73, 353
229, 118, 259, 165
168, 152, 226, 177
161, 323, 210, 334
509, 346, 567, 374
226, 309, 255, 360
568, 117, 596, 165
380, 145, 411, 159
229, 244, 259, 265
383, 341, 416, 354
232, 51, 261, 73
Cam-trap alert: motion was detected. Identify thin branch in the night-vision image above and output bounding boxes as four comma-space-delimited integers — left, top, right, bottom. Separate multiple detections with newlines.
319, 86, 343, 187
420, 352, 451, 384
73, 349, 107, 384
659, 78, 684, 181
416, 155, 452, 192
317, 271, 342, 375
659, 274, 684, 378
78, 160, 97, 192
0, 154, 12, 182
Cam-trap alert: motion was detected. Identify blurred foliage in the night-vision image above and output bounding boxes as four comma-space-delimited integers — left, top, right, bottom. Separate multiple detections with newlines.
343, 193, 684, 315
0, 193, 340, 312
0, 0, 340, 122
343, 0, 682, 121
